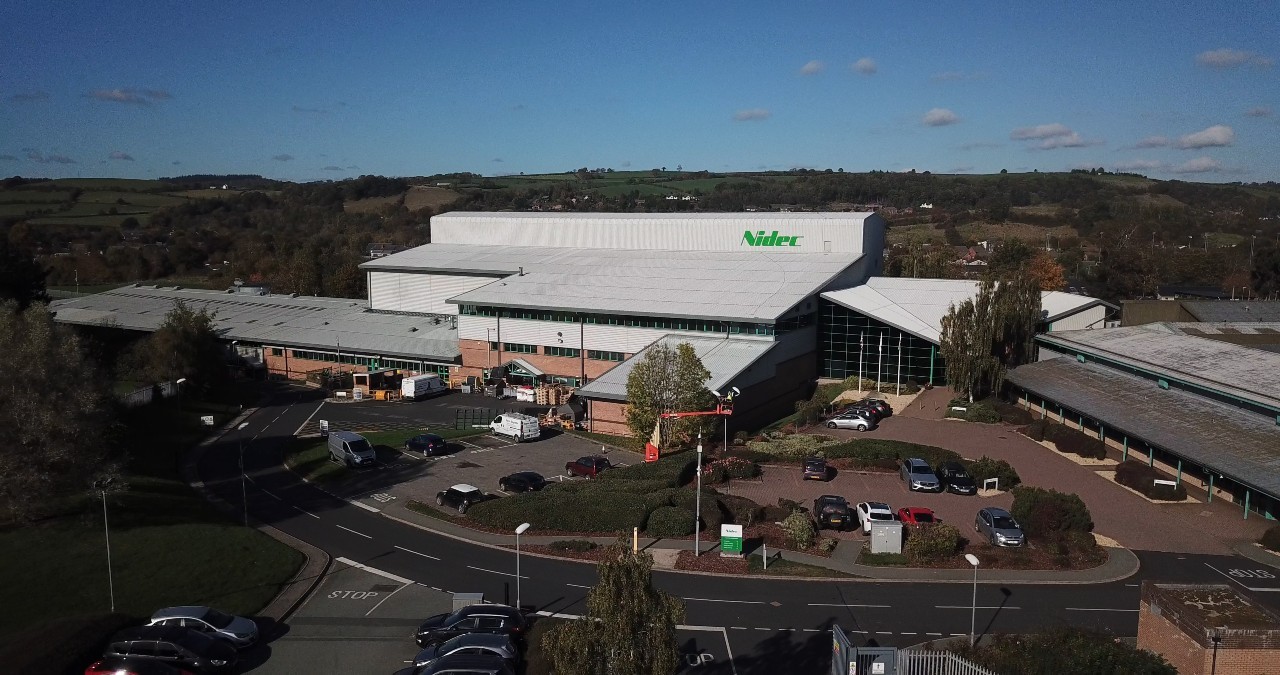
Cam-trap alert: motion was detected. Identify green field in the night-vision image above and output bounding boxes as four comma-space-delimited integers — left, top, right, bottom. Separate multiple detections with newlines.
33, 178, 178, 191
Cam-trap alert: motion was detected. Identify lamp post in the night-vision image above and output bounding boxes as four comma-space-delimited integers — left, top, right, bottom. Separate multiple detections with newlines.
238, 422, 250, 527
94, 478, 116, 612
965, 553, 980, 647
694, 432, 703, 556
515, 522, 531, 609
175, 377, 186, 410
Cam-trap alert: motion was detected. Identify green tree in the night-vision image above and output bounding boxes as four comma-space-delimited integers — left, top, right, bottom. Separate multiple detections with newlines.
1254, 247, 1280, 297
939, 275, 1041, 401
624, 342, 714, 443
958, 627, 1175, 675
143, 300, 227, 392
0, 301, 115, 519
0, 239, 50, 310
541, 536, 686, 675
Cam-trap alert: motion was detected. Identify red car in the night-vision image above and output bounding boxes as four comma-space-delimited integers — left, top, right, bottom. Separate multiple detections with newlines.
565, 455, 612, 478
897, 507, 938, 526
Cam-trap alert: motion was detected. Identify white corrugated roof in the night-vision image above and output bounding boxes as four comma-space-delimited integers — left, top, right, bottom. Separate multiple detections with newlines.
576, 335, 775, 401
822, 278, 1110, 343
50, 286, 461, 361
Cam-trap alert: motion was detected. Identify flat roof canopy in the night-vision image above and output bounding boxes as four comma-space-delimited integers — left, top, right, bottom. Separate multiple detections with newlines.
576, 334, 774, 402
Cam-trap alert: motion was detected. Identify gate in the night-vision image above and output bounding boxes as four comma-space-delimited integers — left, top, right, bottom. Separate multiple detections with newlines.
831, 625, 994, 675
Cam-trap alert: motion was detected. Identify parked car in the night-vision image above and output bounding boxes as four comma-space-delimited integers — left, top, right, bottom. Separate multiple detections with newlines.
975, 507, 1025, 547
897, 506, 938, 526
406, 433, 450, 457
415, 604, 528, 647
436, 484, 490, 514
855, 501, 895, 535
802, 456, 830, 481
394, 653, 516, 675
813, 495, 852, 530
147, 606, 259, 649
328, 430, 376, 467
860, 398, 893, 417
826, 411, 877, 431
832, 404, 883, 421
936, 461, 977, 495
565, 455, 612, 478
900, 457, 942, 492
498, 471, 547, 493
103, 626, 238, 674
412, 633, 519, 668
85, 657, 195, 675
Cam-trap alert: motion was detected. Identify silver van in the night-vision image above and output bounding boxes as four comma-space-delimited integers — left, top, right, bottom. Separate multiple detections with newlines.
328, 431, 376, 467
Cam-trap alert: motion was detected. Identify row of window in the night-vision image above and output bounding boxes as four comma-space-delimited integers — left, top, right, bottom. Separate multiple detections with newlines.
544, 346, 580, 358
587, 350, 624, 362
460, 304, 799, 336
486, 343, 625, 361
285, 349, 423, 372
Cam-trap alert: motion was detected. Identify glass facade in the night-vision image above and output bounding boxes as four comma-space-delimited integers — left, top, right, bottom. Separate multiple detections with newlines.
459, 304, 810, 337
820, 299, 944, 385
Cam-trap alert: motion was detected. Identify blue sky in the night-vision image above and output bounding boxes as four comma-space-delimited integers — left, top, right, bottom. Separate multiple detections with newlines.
2, 1, 1277, 182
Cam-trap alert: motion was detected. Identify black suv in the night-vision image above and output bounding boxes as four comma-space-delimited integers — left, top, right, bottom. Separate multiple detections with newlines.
813, 495, 851, 530
436, 484, 490, 514
415, 604, 528, 648
104, 626, 238, 674
936, 461, 977, 495
499, 471, 547, 493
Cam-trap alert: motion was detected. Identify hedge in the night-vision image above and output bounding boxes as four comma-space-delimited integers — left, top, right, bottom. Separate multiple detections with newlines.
549, 540, 598, 553
1011, 486, 1093, 537
1260, 525, 1280, 553
966, 456, 1020, 490
1044, 423, 1108, 460
597, 454, 695, 486
945, 399, 1001, 423
646, 506, 696, 537
904, 523, 963, 564
467, 490, 647, 532
1115, 461, 1188, 501
745, 434, 960, 470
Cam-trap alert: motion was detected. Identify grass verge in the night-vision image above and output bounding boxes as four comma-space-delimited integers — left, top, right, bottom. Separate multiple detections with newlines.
286, 427, 488, 483
746, 555, 856, 578
564, 429, 645, 453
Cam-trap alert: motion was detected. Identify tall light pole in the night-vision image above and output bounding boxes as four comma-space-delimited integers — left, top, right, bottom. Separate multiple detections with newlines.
94, 477, 116, 612
238, 422, 250, 527
965, 553, 980, 647
694, 432, 703, 556
515, 522, 531, 609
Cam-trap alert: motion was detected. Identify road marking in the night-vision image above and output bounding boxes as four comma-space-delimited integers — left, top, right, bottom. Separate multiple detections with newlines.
365, 583, 408, 617
682, 597, 767, 605
467, 565, 527, 579
334, 557, 414, 584
935, 605, 1021, 610
394, 545, 440, 561
754, 627, 771, 631
566, 583, 592, 589
1125, 583, 1140, 587
718, 627, 739, 675
1065, 607, 1140, 612
730, 626, 747, 630
875, 631, 893, 635
950, 633, 966, 637
1205, 563, 1280, 592
292, 505, 320, 519
259, 488, 283, 501
900, 632, 917, 635
350, 500, 381, 513
802, 629, 820, 632
926, 632, 943, 636
294, 400, 326, 436
337, 525, 373, 539
808, 603, 891, 608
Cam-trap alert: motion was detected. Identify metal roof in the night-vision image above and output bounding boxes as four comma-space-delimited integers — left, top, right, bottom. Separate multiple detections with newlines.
50, 286, 461, 362
576, 335, 775, 402
1038, 324, 1280, 410
365, 244, 860, 322
1183, 300, 1280, 323
822, 278, 1110, 343
1007, 358, 1280, 499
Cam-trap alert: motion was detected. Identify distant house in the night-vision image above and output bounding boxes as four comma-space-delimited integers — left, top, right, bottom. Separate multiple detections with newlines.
919, 202, 934, 209
368, 243, 407, 259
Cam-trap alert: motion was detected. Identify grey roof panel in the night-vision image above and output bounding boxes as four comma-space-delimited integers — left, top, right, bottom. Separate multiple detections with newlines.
1008, 358, 1280, 498
577, 335, 775, 402
1183, 300, 1280, 323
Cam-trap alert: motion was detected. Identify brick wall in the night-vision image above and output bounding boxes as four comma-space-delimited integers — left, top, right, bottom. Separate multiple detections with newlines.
1138, 600, 1207, 675
459, 338, 627, 382
263, 350, 366, 381
588, 400, 631, 436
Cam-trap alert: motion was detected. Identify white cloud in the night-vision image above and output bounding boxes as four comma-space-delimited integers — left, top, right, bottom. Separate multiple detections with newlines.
733, 108, 771, 122
1176, 125, 1234, 149
799, 60, 824, 75
1196, 48, 1273, 69
1010, 123, 1073, 140
1172, 157, 1222, 174
852, 57, 877, 75
1113, 159, 1165, 171
87, 88, 171, 104
950, 165, 974, 173
959, 141, 1002, 150
272, 154, 294, 161
1244, 106, 1272, 117
322, 165, 342, 171
109, 151, 134, 161
1134, 136, 1171, 148
292, 105, 327, 114
922, 108, 960, 127
1036, 133, 1101, 150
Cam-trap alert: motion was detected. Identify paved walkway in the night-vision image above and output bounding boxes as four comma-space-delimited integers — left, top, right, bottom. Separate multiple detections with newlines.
897, 386, 955, 420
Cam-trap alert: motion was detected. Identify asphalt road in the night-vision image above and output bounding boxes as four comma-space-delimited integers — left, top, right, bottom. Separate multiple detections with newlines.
199, 385, 1280, 674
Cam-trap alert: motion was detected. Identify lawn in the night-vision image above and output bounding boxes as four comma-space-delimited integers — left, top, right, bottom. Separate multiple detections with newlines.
286, 427, 487, 483
564, 429, 645, 453
746, 555, 855, 578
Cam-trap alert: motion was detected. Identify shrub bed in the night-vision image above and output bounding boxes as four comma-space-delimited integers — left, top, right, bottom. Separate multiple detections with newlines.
967, 456, 1021, 490
1042, 422, 1108, 460
904, 523, 963, 564
645, 505, 696, 537
548, 539, 598, 553
780, 510, 816, 549
945, 399, 1001, 423
597, 454, 695, 486
1260, 525, 1280, 553
994, 400, 1036, 426
701, 456, 760, 483
745, 434, 959, 471
1114, 461, 1188, 501
467, 490, 647, 533
1011, 486, 1093, 536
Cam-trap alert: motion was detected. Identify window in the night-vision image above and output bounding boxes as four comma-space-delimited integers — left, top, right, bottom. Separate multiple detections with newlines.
504, 343, 537, 354
270, 348, 283, 357
587, 350, 624, 362
488, 341, 499, 350
544, 346, 580, 358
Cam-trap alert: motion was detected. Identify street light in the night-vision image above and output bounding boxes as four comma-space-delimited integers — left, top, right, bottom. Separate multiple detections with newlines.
694, 432, 704, 556
94, 477, 116, 612
515, 523, 531, 609
965, 553, 980, 647
238, 422, 250, 527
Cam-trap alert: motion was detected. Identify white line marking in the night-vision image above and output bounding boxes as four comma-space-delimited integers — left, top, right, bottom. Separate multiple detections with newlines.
935, 605, 1020, 610
566, 583, 592, 589
808, 603, 891, 608
394, 545, 440, 561
875, 631, 893, 635
292, 505, 319, 519
336, 525, 373, 539
719, 627, 738, 675
850, 629, 868, 634
730, 626, 747, 630
754, 627, 771, 631
802, 629, 819, 633
467, 565, 527, 579
350, 500, 381, 513
294, 400, 326, 436
1125, 583, 1140, 587
900, 632, 917, 635
365, 583, 408, 616
334, 557, 413, 584
1065, 607, 1140, 612
950, 633, 966, 637
926, 632, 942, 636
682, 597, 767, 605
1204, 563, 1280, 592
259, 488, 282, 501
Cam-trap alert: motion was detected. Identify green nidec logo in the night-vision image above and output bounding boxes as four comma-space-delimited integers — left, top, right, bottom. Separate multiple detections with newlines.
741, 230, 803, 247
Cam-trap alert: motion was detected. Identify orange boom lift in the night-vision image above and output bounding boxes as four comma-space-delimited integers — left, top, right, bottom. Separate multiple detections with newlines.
643, 388, 738, 462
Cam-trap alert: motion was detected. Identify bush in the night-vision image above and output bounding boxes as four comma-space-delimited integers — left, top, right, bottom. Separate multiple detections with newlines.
1023, 419, 1049, 442
995, 400, 1036, 426
781, 510, 816, 549
548, 539, 598, 553
777, 497, 802, 512
957, 627, 1177, 675
645, 505, 696, 537
1114, 461, 1188, 501
817, 537, 838, 553
945, 399, 1000, 423
1043, 423, 1108, 460
904, 523, 963, 564
813, 438, 960, 471
1260, 525, 1280, 553
967, 456, 1021, 490
717, 494, 764, 527
733, 430, 748, 445
1011, 486, 1093, 537
725, 448, 775, 463
700, 456, 759, 483
598, 454, 695, 487
468, 490, 647, 533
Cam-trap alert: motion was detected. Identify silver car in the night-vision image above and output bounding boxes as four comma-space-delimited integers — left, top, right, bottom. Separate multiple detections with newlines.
975, 507, 1025, 547
413, 632, 519, 667
148, 606, 259, 648
900, 457, 942, 492
826, 410, 877, 432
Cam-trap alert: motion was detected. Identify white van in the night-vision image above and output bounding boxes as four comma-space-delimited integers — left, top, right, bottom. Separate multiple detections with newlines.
328, 431, 376, 467
402, 373, 447, 400
489, 413, 541, 442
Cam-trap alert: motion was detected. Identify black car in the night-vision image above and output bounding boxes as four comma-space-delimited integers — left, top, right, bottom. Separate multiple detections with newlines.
415, 604, 528, 647
802, 456, 829, 481
436, 484, 490, 514
936, 461, 978, 495
406, 433, 450, 457
498, 471, 546, 493
835, 403, 885, 421
104, 626, 238, 674
86, 656, 194, 675
812, 495, 851, 530
394, 653, 516, 675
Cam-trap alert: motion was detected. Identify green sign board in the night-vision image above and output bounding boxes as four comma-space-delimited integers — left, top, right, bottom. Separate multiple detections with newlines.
720, 524, 743, 555
741, 230, 803, 247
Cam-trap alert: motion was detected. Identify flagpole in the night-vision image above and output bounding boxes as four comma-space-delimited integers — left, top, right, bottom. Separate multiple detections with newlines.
877, 333, 884, 394
858, 333, 864, 393
896, 333, 903, 396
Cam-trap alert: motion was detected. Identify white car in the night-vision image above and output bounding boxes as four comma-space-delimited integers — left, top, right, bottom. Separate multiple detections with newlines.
147, 606, 259, 648
855, 501, 895, 535
826, 413, 876, 432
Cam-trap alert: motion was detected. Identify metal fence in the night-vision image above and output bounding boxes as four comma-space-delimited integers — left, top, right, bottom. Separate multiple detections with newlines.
118, 381, 179, 408
831, 625, 996, 675
897, 651, 997, 675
